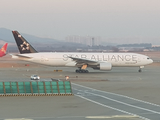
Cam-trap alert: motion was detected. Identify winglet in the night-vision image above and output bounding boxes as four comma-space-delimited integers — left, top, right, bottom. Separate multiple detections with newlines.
12, 31, 37, 54
0, 43, 8, 57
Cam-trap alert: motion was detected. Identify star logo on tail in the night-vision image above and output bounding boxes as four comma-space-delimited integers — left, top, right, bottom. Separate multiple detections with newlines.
20, 42, 30, 51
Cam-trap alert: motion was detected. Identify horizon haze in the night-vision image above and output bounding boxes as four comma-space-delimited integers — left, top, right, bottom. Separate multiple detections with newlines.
0, 0, 160, 44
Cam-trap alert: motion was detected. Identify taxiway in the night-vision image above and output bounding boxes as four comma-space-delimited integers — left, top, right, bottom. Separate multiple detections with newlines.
0, 54, 159, 120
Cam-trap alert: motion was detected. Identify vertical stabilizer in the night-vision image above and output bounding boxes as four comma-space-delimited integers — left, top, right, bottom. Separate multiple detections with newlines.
12, 31, 37, 54
0, 43, 8, 57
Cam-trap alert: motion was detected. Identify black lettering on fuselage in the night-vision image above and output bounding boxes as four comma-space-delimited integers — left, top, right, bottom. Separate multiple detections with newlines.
103, 55, 108, 61
125, 55, 131, 61
68, 54, 73, 57
91, 55, 96, 60
111, 55, 117, 61
108, 55, 110, 61
81, 54, 87, 59
117, 55, 124, 61
132, 55, 137, 62
75, 55, 79, 58
63, 54, 68, 61
97, 55, 102, 61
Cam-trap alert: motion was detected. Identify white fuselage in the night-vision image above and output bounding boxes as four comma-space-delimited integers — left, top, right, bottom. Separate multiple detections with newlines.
13, 52, 153, 68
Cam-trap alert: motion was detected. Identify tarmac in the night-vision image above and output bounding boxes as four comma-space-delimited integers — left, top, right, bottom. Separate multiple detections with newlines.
0, 53, 160, 120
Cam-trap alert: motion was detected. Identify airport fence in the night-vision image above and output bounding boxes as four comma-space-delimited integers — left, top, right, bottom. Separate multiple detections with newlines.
0, 81, 73, 96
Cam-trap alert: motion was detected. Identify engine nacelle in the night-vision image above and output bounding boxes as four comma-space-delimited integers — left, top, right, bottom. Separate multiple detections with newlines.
99, 62, 112, 71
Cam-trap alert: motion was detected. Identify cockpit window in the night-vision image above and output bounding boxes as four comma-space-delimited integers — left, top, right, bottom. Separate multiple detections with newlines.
147, 57, 150, 59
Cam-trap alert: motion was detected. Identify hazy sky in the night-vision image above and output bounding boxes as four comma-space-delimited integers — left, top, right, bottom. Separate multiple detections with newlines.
0, 0, 160, 44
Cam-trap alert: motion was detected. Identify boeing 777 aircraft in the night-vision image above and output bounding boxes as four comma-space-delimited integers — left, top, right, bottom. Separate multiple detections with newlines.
12, 31, 153, 73
0, 43, 8, 57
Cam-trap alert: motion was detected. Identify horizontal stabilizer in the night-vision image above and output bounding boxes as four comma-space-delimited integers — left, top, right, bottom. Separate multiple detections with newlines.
10, 54, 32, 59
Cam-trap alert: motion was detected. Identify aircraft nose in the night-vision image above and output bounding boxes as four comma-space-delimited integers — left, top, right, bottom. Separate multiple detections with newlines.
150, 59, 153, 64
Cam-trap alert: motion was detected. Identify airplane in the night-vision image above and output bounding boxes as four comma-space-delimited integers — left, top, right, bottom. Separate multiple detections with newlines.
11, 31, 153, 73
0, 43, 8, 57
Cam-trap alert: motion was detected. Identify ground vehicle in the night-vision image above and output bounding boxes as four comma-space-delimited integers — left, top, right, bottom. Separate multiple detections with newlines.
30, 75, 40, 80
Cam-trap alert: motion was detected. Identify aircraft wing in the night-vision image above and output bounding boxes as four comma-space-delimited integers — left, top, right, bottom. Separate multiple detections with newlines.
69, 57, 99, 65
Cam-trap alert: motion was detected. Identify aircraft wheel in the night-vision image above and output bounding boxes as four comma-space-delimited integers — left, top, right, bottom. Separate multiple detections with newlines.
138, 69, 142, 72
75, 69, 89, 73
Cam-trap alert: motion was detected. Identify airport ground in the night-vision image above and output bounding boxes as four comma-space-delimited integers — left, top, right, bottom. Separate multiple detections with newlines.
0, 52, 160, 120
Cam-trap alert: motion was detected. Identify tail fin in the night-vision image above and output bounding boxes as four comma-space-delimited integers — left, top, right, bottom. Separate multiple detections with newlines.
12, 31, 37, 54
0, 43, 8, 57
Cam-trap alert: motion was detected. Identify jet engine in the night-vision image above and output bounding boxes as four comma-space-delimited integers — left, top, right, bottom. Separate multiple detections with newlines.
93, 62, 112, 71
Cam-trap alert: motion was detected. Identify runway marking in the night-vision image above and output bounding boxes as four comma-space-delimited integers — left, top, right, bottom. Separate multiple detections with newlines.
140, 112, 156, 115
72, 83, 160, 107
86, 115, 138, 118
57, 116, 86, 118
84, 91, 160, 115
76, 95, 149, 120
73, 83, 160, 120
3, 116, 87, 120
4, 118, 33, 120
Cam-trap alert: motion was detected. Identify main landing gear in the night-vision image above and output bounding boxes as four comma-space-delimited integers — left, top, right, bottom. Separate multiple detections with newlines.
75, 64, 89, 73
75, 69, 89, 73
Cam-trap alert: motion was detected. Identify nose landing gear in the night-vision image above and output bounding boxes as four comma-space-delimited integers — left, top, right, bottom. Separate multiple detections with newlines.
139, 66, 144, 72
138, 69, 142, 72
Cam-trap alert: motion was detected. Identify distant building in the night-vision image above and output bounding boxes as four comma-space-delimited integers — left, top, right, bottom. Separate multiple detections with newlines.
152, 45, 160, 47
65, 35, 101, 46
